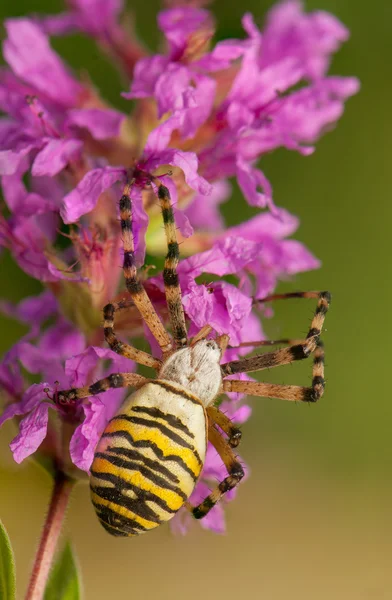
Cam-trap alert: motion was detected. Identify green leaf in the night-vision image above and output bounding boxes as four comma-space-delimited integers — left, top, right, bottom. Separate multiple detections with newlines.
44, 542, 81, 600
0, 520, 16, 600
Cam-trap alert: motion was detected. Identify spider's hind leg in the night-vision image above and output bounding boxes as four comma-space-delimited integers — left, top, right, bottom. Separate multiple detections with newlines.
223, 339, 325, 402
188, 423, 245, 520
221, 291, 330, 376
206, 405, 242, 448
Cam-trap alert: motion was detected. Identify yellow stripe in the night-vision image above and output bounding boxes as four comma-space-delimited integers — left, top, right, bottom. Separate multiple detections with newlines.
105, 418, 202, 477
91, 492, 159, 530
92, 456, 185, 511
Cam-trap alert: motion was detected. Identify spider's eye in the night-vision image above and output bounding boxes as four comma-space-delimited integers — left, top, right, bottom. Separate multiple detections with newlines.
206, 341, 216, 349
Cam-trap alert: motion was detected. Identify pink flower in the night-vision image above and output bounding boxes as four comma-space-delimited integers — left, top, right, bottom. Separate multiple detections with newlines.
0, 19, 125, 177
0, 1, 358, 535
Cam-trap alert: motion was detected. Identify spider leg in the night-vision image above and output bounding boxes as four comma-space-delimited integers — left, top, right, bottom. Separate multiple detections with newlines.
230, 338, 302, 349
190, 423, 245, 520
56, 373, 148, 405
190, 324, 213, 345
103, 299, 162, 370
223, 340, 325, 402
153, 179, 188, 348
221, 291, 330, 377
255, 290, 329, 304
206, 405, 242, 448
190, 326, 229, 355
120, 185, 173, 354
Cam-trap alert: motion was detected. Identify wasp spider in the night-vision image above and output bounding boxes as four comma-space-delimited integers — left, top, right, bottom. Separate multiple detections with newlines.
56, 174, 330, 537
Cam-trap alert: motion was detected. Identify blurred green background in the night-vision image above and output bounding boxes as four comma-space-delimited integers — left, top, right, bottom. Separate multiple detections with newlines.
1, 0, 391, 598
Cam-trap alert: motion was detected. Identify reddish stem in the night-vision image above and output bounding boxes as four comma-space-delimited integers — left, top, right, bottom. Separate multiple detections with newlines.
25, 472, 75, 600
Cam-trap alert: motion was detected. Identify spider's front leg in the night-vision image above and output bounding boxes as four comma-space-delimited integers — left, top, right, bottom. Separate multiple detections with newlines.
56, 373, 148, 406
188, 423, 245, 520
103, 300, 162, 370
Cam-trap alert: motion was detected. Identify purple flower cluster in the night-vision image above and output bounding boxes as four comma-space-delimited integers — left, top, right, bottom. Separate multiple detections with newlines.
0, 1, 358, 533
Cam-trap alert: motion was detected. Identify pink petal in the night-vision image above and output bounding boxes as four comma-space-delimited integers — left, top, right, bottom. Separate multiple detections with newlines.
184, 180, 230, 232
229, 209, 299, 241
158, 8, 212, 57
61, 166, 126, 223
146, 147, 212, 196
279, 239, 321, 273
64, 345, 132, 388
179, 236, 260, 278
0, 145, 37, 176
66, 108, 126, 140
236, 160, 276, 212
124, 56, 169, 99
70, 398, 107, 472
10, 402, 51, 463
32, 138, 83, 177
3, 19, 82, 106
0, 383, 50, 427
155, 64, 190, 118
179, 75, 216, 139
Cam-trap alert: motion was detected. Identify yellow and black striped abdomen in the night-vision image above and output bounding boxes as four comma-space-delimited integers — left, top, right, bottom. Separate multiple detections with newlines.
90, 380, 207, 536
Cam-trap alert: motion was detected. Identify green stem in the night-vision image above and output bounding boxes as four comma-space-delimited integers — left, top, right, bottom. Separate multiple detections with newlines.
25, 471, 74, 600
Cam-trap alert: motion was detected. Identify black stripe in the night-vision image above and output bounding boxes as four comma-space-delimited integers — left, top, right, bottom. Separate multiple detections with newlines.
126, 279, 143, 294
158, 185, 170, 200
88, 381, 107, 395
163, 269, 179, 287
94, 452, 188, 500
123, 250, 135, 269
91, 485, 163, 524
114, 414, 199, 454
192, 497, 215, 519
131, 406, 194, 439
121, 219, 132, 232
92, 501, 147, 534
91, 469, 178, 514
289, 344, 310, 360
101, 430, 199, 479
98, 519, 130, 537
153, 380, 203, 406
313, 354, 324, 365
106, 340, 124, 355
166, 242, 179, 260
107, 373, 125, 388
306, 327, 321, 339
315, 303, 328, 315
303, 389, 316, 402
107, 446, 180, 483
320, 291, 331, 303
161, 207, 174, 224
119, 195, 131, 211
103, 327, 114, 339
57, 389, 77, 403
173, 325, 187, 346
103, 304, 114, 320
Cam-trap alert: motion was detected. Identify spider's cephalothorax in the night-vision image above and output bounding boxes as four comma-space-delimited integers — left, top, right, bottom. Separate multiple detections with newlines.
57, 177, 330, 536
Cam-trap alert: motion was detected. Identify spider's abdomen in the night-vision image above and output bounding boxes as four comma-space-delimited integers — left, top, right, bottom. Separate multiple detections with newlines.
90, 380, 207, 537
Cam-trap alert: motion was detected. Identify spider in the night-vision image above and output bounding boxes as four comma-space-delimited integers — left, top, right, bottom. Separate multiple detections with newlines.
56, 175, 330, 536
